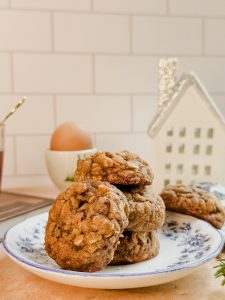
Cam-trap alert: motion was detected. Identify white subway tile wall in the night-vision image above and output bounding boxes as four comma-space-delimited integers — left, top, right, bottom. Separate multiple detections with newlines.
179, 58, 225, 93
205, 20, 225, 55
0, 11, 51, 51
54, 14, 130, 53
95, 56, 158, 93
10, 0, 91, 11
0, 2, 225, 188
56, 96, 131, 133
96, 133, 154, 162
4, 136, 15, 176
132, 95, 157, 132
169, 0, 225, 17
0, 95, 54, 134
0, 54, 11, 93
0, 0, 8, 8
132, 17, 202, 55
13, 54, 92, 93
16, 136, 50, 175
93, 0, 167, 15
213, 95, 225, 113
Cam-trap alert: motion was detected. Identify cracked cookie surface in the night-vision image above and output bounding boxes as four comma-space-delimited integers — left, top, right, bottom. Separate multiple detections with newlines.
120, 185, 165, 232
160, 184, 225, 229
74, 151, 154, 185
45, 181, 129, 272
111, 231, 159, 265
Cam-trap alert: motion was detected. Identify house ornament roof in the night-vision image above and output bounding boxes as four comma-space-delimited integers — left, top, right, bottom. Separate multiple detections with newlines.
148, 72, 225, 137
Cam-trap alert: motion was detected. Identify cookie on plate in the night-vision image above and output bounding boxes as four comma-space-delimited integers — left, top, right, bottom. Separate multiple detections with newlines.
160, 184, 225, 229
119, 185, 165, 232
111, 231, 159, 265
74, 151, 154, 185
45, 181, 129, 272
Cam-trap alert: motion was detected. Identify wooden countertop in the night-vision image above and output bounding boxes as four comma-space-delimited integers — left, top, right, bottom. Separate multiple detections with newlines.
0, 186, 225, 300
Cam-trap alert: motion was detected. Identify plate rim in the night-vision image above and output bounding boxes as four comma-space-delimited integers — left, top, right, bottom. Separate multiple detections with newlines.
3, 212, 224, 278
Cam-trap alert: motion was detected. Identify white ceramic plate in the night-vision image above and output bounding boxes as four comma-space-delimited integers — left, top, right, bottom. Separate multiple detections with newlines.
220, 200, 225, 239
3, 211, 223, 289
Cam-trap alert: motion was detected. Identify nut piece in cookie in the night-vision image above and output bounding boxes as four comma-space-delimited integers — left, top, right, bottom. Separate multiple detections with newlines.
160, 184, 225, 229
45, 181, 129, 272
120, 185, 165, 232
74, 151, 154, 185
111, 231, 159, 265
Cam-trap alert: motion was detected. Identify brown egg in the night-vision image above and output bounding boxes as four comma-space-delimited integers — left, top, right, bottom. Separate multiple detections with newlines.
50, 122, 92, 151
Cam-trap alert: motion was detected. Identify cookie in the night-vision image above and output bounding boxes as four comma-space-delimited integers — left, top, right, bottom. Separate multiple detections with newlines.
120, 185, 165, 232
74, 151, 153, 185
45, 181, 129, 272
111, 231, 159, 265
160, 184, 225, 229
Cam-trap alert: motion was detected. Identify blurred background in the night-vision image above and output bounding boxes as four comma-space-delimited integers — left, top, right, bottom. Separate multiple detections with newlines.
0, 0, 225, 188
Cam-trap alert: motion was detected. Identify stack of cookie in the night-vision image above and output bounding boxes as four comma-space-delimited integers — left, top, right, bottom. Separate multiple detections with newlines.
75, 151, 165, 265
45, 151, 165, 272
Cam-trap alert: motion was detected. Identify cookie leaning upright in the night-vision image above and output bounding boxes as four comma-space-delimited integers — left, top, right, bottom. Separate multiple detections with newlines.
45, 181, 129, 272
74, 151, 154, 185
160, 184, 225, 229
113, 185, 164, 264
111, 231, 159, 265
119, 185, 165, 232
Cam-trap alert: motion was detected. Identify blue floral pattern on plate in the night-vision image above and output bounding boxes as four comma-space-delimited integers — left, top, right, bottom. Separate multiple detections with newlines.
162, 220, 211, 268
2, 210, 224, 289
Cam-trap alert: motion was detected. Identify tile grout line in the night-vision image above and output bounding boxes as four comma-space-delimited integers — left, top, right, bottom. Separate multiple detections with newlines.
92, 54, 96, 94
12, 135, 18, 176
0, 92, 159, 96
129, 15, 132, 54
2, 51, 225, 57
50, 11, 54, 52
202, 18, 205, 56
166, 0, 170, 15
5, 131, 147, 137
1, 6, 225, 19
53, 94, 57, 127
130, 95, 134, 132
92, 133, 97, 148
0, 92, 158, 96
1, 7, 224, 19
9, 52, 14, 93
6, 133, 52, 137
93, 131, 148, 135
90, 0, 94, 12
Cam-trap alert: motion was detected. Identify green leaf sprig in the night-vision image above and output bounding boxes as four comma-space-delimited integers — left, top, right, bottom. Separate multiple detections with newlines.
214, 259, 225, 286
64, 176, 74, 182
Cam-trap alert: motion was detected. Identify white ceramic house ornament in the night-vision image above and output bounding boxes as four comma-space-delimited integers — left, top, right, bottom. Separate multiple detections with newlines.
148, 58, 225, 192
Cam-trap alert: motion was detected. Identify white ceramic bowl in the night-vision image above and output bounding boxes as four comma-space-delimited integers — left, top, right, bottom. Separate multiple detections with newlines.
45, 148, 97, 191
